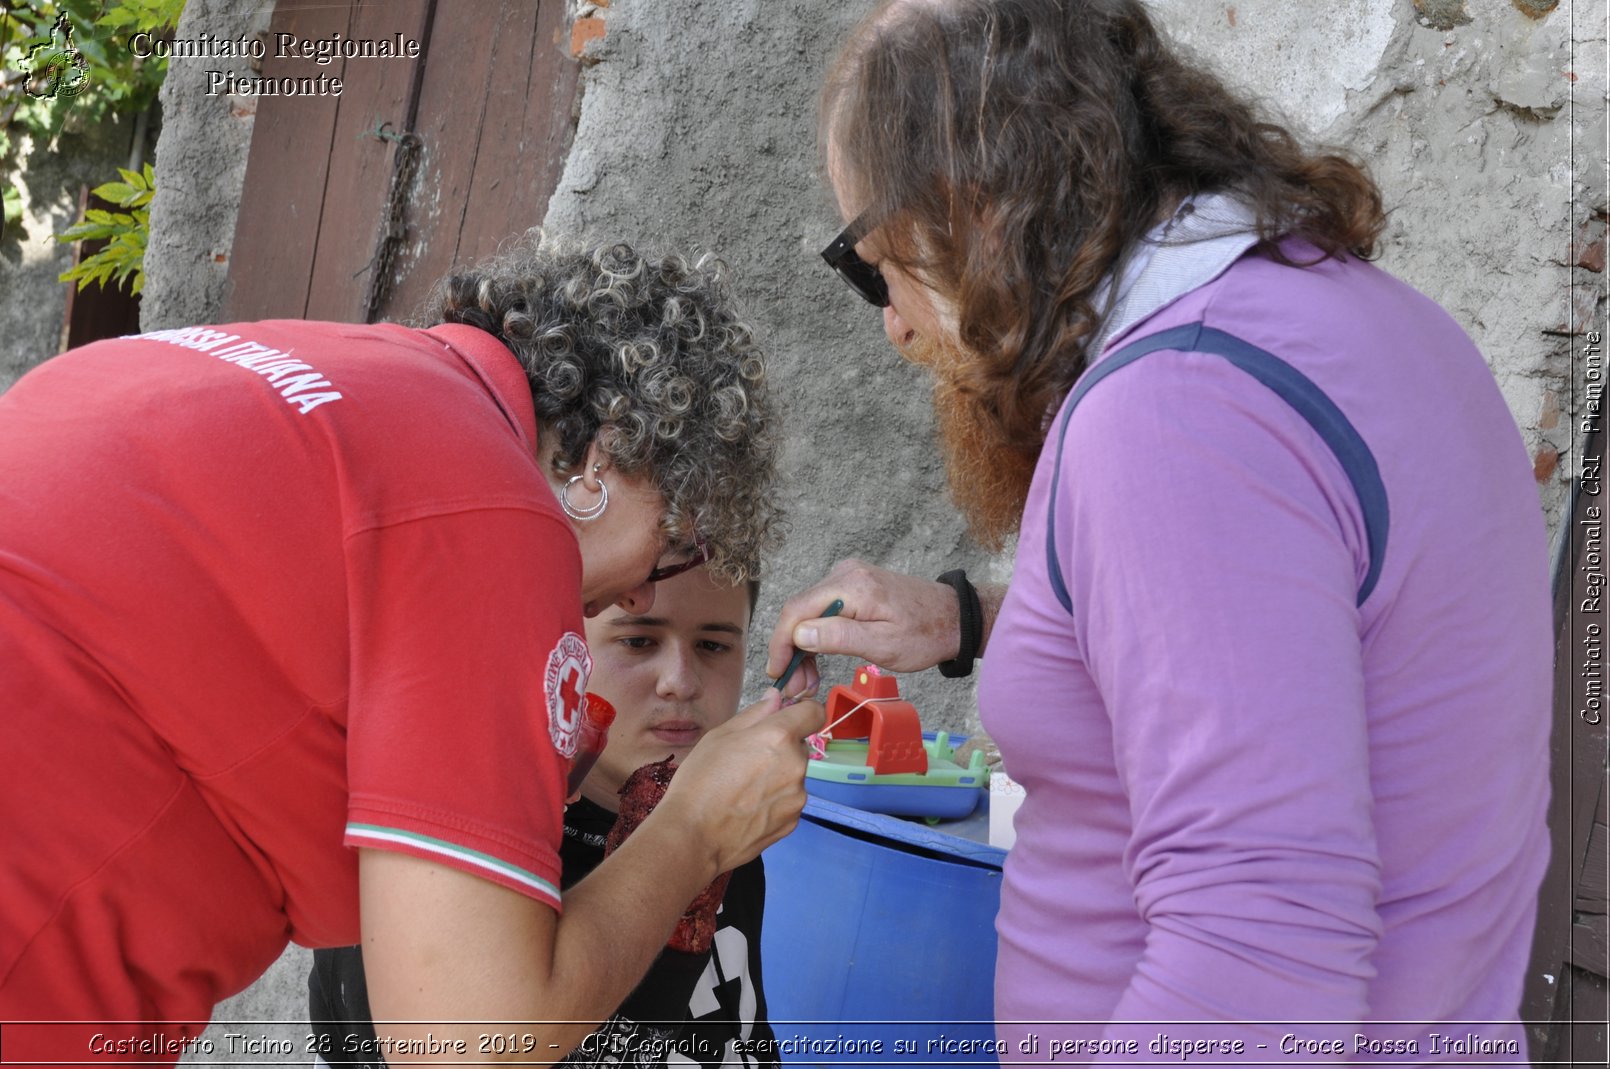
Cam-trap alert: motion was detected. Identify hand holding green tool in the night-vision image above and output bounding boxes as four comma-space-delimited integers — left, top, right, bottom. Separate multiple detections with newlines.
773, 598, 843, 693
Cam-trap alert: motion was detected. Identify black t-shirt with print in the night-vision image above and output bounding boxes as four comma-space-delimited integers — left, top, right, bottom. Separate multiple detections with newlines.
308, 797, 777, 1069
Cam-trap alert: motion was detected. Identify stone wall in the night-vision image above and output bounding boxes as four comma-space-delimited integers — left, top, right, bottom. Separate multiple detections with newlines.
139, 0, 274, 330
1153, 0, 1605, 544
548, 0, 1606, 734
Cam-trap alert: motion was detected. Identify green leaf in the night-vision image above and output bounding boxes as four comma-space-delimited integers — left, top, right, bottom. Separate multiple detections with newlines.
57, 222, 114, 242
60, 240, 144, 294
95, 181, 151, 209
28, 2, 166, 296
92, 181, 137, 206
2, 0, 183, 143
113, 232, 145, 259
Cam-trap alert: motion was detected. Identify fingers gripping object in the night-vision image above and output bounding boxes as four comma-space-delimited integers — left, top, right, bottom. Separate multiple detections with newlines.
773, 598, 844, 693
604, 759, 733, 953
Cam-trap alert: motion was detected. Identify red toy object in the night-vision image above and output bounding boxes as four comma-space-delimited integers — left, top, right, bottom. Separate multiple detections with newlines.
604, 757, 732, 953
566, 693, 618, 797
823, 665, 928, 776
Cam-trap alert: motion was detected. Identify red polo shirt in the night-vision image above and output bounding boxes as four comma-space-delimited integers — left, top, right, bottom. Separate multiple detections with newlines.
0, 321, 582, 1062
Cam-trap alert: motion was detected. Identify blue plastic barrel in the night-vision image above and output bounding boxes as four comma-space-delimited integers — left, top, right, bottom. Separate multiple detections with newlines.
760, 795, 1007, 1068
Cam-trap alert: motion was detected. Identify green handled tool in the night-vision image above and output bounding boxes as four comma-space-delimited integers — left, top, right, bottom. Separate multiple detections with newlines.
773, 598, 844, 692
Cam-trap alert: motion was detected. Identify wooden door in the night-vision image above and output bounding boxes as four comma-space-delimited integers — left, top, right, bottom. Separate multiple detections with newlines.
224, 0, 580, 325
1525, 425, 1609, 1065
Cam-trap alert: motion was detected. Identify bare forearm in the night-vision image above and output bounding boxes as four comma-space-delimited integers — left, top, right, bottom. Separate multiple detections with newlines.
544, 815, 718, 1033
363, 694, 820, 1065
362, 820, 716, 1066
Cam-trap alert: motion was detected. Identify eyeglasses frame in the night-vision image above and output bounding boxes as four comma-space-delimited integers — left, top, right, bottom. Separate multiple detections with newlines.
645, 534, 710, 585
820, 209, 890, 308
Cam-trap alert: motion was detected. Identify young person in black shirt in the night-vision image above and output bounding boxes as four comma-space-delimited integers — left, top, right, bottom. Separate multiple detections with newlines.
310, 569, 778, 1068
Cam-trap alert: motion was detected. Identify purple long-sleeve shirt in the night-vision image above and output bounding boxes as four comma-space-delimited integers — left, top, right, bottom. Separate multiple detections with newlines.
979, 242, 1551, 1065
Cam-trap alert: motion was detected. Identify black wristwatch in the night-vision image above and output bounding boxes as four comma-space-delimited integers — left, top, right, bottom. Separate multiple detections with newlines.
936, 569, 982, 678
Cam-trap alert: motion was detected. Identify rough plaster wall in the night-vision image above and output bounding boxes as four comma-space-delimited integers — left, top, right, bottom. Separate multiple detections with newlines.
551, 0, 1607, 729
0, 119, 133, 392
1152, 0, 1608, 545
85, 0, 1610, 1046
547, 0, 995, 737
1151, 0, 1404, 134
140, 0, 273, 330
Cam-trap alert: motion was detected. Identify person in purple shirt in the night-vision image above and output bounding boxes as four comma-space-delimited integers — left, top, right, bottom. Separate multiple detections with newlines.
769, 0, 1552, 1062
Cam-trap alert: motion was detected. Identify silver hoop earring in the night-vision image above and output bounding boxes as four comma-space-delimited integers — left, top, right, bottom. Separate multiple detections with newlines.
560, 475, 608, 521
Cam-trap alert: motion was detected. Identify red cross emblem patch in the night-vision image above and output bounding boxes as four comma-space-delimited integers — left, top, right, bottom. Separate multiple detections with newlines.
545, 631, 592, 758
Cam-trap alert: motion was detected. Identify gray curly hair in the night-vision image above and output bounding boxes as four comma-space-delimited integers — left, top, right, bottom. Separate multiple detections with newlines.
425, 235, 783, 583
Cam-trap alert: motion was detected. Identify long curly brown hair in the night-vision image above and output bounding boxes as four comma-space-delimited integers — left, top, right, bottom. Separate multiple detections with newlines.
822, 0, 1386, 545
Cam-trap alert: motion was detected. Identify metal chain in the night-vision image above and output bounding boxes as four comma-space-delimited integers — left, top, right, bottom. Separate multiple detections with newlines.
361, 125, 422, 322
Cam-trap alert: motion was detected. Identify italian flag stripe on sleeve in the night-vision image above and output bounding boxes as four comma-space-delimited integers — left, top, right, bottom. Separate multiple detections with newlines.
346, 822, 562, 907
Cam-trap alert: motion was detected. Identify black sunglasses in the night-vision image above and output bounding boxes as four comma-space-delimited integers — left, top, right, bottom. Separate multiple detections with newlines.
646, 534, 709, 585
820, 210, 889, 308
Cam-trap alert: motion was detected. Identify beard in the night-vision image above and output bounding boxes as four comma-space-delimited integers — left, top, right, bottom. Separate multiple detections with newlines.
908, 333, 1039, 551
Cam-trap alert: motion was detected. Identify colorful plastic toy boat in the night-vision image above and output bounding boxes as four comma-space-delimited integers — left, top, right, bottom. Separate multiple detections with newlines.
804, 665, 988, 819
